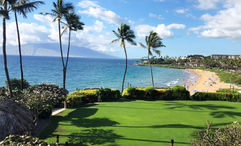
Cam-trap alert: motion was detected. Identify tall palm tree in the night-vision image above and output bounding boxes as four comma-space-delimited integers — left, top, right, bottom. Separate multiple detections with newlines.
111, 24, 136, 93
41, 0, 73, 90
62, 11, 84, 89
0, 0, 17, 97
11, 0, 44, 90
139, 31, 165, 87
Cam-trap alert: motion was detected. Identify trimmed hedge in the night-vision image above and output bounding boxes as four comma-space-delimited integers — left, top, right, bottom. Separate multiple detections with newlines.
67, 88, 121, 107
191, 92, 241, 102
122, 86, 190, 100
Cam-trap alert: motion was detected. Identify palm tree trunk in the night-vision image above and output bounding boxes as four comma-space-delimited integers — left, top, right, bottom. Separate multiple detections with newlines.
148, 49, 155, 87
65, 28, 71, 72
3, 3, 13, 97
122, 41, 128, 93
58, 19, 65, 89
14, 11, 24, 90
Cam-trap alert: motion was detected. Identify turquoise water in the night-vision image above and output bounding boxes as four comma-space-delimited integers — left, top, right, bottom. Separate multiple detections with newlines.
0, 56, 190, 92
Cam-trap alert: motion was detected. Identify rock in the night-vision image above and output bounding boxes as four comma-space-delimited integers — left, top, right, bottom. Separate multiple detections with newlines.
0, 99, 34, 140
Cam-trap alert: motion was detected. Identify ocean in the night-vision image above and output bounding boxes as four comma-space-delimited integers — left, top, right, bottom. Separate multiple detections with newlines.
0, 55, 192, 92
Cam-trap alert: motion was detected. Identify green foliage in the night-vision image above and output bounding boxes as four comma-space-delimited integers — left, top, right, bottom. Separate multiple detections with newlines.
217, 88, 240, 94
191, 92, 241, 102
67, 94, 84, 107
68, 88, 121, 105
38, 104, 53, 119
172, 85, 190, 100
28, 84, 68, 107
192, 122, 241, 146
97, 88, 121, 102
0, 135, 49, 145
6, 78, 30, 90
122, 86, 190, 100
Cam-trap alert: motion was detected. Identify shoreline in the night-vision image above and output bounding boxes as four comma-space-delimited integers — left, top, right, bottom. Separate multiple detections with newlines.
186, 69, 241, 95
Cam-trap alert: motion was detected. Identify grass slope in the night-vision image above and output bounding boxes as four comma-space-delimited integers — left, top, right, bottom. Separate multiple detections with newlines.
39, 101, 241, 146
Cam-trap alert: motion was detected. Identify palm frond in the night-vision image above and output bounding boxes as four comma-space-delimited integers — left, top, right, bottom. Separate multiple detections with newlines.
126, 38, 136, 46
152, 49, 161, 56
0, 9, 9, 19
110, 38, 120, 44
112, 30, 121, 38
13, 1, 44, 18
139, 42, 146, 48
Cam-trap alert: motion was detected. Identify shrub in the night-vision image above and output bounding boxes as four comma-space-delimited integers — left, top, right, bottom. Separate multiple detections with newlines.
144, 86, 159, 100
38, 104, 53, 119
67, 94, 84, 107
122, 87, 136, 98
192, 122, 241, 146
217, 88, 240, 94
0, 135, 49, 145
97, 88, 121, 102
171, 85, 190, 100
28, 84, 68, 107
191, 92, 241, 102
6, 78, 30, 90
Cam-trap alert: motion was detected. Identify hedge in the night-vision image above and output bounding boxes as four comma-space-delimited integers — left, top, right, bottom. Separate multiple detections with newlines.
122, 86, 190, 100
67, 88, 121, 107
191, 92, 241, 102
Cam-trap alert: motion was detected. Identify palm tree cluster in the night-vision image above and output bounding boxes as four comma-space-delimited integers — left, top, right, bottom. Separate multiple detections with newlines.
0, 0, 84, 98
112, 25, 165, 91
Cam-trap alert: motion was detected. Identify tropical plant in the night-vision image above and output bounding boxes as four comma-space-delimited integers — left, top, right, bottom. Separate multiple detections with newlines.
62, 10, 84, 90
139, 31, 165, 87
41, 0, 73, 90
111, 24, 136, 93
11, 0, 44, 90
0, 0, 17, 98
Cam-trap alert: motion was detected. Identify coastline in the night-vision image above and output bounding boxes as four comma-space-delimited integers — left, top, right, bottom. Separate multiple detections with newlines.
186, 69, 241, 95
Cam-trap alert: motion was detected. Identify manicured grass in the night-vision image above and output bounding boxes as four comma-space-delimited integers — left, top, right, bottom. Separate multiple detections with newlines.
39, 100, 241, 146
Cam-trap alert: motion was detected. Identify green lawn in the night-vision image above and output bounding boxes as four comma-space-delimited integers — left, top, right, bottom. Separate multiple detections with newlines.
39, 100, 241, 146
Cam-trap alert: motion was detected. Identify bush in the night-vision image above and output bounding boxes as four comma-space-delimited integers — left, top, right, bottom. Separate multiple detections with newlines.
217, 88, 240, 94
6, 78, 30, 90
122, 87, 136, 98
67, 94, 84, 107
171, 85, 190, 100
191, 92, 241, 102
28, 84, 68, 107
192, 122, 241, 146
0, 135, 49, 145
97, 88, 121, 102
38, 104, 53, 119
71, 89, 99, 103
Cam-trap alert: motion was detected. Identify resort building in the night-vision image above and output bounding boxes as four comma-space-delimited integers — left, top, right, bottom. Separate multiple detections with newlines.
212, 54, 241, 59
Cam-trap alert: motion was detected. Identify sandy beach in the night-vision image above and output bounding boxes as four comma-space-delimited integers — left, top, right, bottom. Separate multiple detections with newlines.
185, 69, 241, 95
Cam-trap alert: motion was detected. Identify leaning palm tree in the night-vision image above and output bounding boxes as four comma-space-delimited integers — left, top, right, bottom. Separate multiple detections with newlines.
111, 24, 136, 93
11, 0, 44, 90
139, 31, 165, 87
0, 0, 16, 97
41, 0, 73, 90
62, 11, 84, 89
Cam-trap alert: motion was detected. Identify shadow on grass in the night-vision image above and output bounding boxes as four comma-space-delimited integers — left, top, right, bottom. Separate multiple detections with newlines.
54, 129, 190, 146
114, 122, 231, 129
210, 111, 241, 118
164, 102, 235, 110
39, 105, 119, 139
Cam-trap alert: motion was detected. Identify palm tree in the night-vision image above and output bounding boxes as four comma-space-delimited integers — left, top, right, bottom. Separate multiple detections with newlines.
62, 11, 84, 89
111, 24, 136, 93
139, 31, 165, 87
0, 0, 16, 97
41, 0, 73, 90
11, 0, 44, 90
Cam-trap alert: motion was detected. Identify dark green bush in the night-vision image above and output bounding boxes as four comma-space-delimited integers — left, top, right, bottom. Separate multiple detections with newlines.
192, 122, 241, 146
0, 135, 49, 145
191, 92, 241, 102
123, 87, 136, 98
38, 104, 53, 119
6, 78, 30, 90
28, 84, 68, 107
144, 87, 159, 100
171, 85, 190, 100
97, 88, 121, 102
67, 94, 84, 107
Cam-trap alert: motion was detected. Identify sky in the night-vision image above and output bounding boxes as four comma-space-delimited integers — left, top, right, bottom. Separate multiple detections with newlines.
0, 0, 241, 58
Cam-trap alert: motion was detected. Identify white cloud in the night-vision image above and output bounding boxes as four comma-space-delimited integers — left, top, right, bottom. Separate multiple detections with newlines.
196, 0, 223, 10
78, 0, 131, 25
149, 13, 163, 20
176, 9, 188, 14
190, 0, 241, 39
135, 23, 185, 39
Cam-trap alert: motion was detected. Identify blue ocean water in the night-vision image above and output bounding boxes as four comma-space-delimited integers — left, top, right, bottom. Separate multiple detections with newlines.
0, 55, 191, 92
